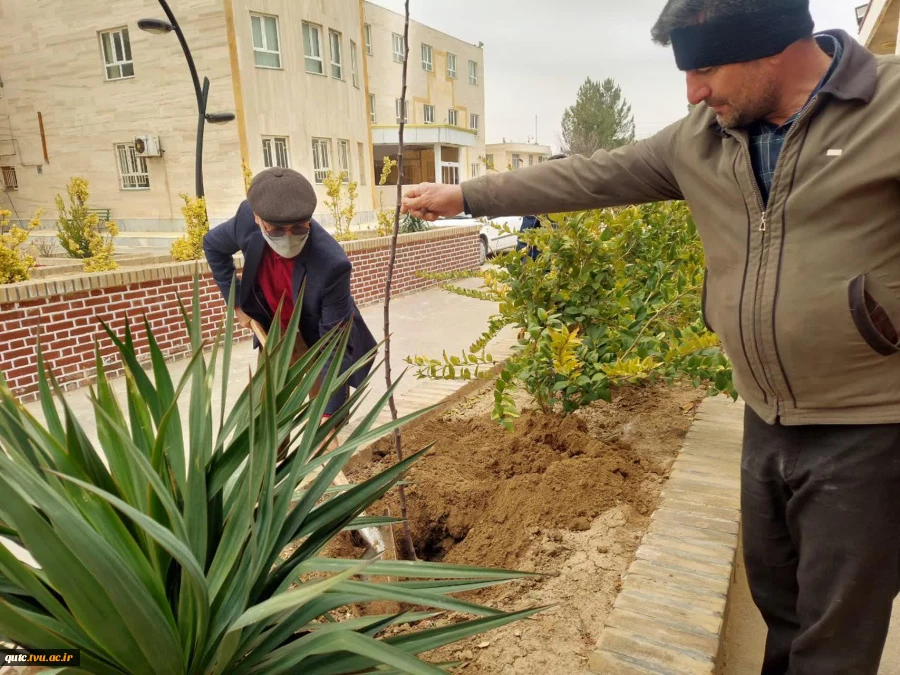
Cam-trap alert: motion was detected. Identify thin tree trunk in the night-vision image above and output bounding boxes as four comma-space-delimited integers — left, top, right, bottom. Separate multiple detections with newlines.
383, 0, 416, 560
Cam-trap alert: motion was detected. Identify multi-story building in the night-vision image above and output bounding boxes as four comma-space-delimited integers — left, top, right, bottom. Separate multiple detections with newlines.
483, 142, 552, 173
363, 2, 484, 209
0, 0, 484, 246
858, 0, 899, 55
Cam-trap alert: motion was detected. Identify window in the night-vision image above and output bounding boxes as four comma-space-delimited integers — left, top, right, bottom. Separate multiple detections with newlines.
251, 14, 281, 69
115, 143, 150, 189
262, 136, 290, 168
1, 166, 18, 190
469, 113, 479, 133
448, 109, 458, 126
100, 28, 134, 80
338, 139, 351, 180
529, 154, 534, 166
468, 60, 478, 85
447, 53, 457, 79
485, 154, 494, 168
424, 105, 435, 124
369, 94, 376, 123
442, 165, 460, 185
312, 138, 332, 184
512, 154, 523, 170
350, 40, 360, 87
329, 30, 343, 79
392, 33, 405, 63
395, 98, 408, 124
470, 163, 480, 178
358, 142, 367, 185
364, 23, 373, 55
421, 43, 433, 71
303, 22, 323, 74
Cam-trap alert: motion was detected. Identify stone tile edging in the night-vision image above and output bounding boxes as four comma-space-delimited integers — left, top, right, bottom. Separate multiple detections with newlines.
590, 395, 745, 675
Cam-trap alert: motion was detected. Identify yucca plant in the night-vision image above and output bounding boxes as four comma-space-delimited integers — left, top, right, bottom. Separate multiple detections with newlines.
0, 277, 539, 674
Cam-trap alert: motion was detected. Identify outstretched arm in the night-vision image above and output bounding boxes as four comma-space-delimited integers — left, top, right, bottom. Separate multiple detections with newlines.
403, 121, 683, 220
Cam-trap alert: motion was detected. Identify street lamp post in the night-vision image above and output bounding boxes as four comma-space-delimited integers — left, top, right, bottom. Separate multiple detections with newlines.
138, 1, 235, 200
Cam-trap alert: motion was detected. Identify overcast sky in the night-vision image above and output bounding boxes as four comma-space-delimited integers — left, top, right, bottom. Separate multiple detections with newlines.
369, 0, 865, 149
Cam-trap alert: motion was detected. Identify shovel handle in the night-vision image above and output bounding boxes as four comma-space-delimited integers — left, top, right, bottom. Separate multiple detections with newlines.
249, 319, 268, 347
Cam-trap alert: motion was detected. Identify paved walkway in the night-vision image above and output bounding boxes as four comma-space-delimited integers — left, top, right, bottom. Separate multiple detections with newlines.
23, 276, 514, 447
720, 538, 900, 674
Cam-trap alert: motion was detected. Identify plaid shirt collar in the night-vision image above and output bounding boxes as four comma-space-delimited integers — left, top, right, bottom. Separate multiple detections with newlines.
747, 34, 844, 203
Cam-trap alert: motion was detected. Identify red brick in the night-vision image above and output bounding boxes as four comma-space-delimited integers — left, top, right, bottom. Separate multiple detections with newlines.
3, 366, 37, 381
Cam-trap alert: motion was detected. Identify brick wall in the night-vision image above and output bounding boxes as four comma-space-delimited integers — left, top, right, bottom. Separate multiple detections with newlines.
0, 226, 481, 401
345, 228, 483, 306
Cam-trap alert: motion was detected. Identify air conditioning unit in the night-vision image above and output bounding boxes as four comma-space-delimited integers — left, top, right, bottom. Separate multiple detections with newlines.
133, 135, 162, 157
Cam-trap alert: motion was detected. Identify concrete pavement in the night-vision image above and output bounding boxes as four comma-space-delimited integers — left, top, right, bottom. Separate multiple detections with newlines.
22, 275, 509, 450
720, 543, 900, 674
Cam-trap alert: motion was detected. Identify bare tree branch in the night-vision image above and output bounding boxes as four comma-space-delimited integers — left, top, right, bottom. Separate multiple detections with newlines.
382, 0, 416, 560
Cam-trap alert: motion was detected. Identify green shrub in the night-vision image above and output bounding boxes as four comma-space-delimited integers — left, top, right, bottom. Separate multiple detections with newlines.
400, 214, 430, 234
0, 279, 538, 674
408, 202, 735, 427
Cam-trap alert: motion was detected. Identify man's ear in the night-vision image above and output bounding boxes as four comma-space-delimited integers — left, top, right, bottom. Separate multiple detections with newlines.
254, 214, 263, 227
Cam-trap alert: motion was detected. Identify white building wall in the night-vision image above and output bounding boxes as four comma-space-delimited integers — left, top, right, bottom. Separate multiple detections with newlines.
0, 0, 242, 229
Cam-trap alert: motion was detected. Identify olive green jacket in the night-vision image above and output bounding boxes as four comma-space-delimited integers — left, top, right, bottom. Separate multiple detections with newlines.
462, 32, 900, 425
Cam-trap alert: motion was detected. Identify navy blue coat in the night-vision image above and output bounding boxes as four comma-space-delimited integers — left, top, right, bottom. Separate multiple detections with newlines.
203, 201, 376, 410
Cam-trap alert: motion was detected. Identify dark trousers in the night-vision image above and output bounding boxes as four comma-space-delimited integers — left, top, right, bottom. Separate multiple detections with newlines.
741, 406, 900, 674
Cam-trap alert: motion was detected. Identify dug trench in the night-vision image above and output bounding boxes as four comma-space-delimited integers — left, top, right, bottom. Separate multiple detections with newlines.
336, 380, 707, 674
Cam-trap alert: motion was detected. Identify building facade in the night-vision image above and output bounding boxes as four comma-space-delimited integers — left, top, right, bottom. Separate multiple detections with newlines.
858, 0, 900, 55
363, 2, 485, 210
484, 142, 552, 173
0, 0, 484, 241
0, 0, 244, 234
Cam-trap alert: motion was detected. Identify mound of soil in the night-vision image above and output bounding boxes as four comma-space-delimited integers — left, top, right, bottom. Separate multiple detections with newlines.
340, 381, 706, 674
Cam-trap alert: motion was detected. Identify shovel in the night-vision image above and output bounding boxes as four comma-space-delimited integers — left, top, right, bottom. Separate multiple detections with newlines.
249, 320, 394, 562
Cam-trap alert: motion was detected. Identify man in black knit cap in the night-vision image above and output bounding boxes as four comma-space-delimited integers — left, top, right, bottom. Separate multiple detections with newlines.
402, 1, 900, 672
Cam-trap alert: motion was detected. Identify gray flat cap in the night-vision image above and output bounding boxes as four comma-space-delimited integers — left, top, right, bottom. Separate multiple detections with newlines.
247, 168, 318, 224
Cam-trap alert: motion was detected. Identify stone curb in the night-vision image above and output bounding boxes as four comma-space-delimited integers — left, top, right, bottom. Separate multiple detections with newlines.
589, 395, 745, 675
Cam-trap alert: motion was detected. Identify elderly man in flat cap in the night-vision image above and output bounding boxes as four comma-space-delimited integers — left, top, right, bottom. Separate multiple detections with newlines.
203, 167, 376, 423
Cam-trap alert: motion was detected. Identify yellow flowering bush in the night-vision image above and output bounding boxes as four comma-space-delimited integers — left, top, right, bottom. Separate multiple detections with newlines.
55, 178, 118, 272
170, 194, 209, 261
0, 209, 43, 283
374, 157, 398, 237
323, 170, 358, 241
242, 159, 253, 194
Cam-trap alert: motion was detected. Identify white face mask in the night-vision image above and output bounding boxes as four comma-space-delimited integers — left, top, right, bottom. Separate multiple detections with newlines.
260, 228, 309, 259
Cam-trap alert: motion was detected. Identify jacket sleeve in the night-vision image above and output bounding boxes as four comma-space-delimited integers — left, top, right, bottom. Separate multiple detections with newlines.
462, 122, 684, 217
203, 216, 242, 303
318, 260, 355, 415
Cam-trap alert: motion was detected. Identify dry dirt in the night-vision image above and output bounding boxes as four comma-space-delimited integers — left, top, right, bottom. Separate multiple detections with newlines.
337, 379, 706, 674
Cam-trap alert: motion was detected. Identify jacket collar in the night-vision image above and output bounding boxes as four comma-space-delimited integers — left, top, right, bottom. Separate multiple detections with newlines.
817, 29, 876, 104
707, 29, 876, 136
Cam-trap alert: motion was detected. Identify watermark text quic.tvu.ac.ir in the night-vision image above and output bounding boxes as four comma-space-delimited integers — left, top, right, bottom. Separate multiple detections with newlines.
1, 649, 81, 667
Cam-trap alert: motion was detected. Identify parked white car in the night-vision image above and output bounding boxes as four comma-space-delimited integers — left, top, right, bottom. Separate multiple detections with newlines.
432, 215, 523, 262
